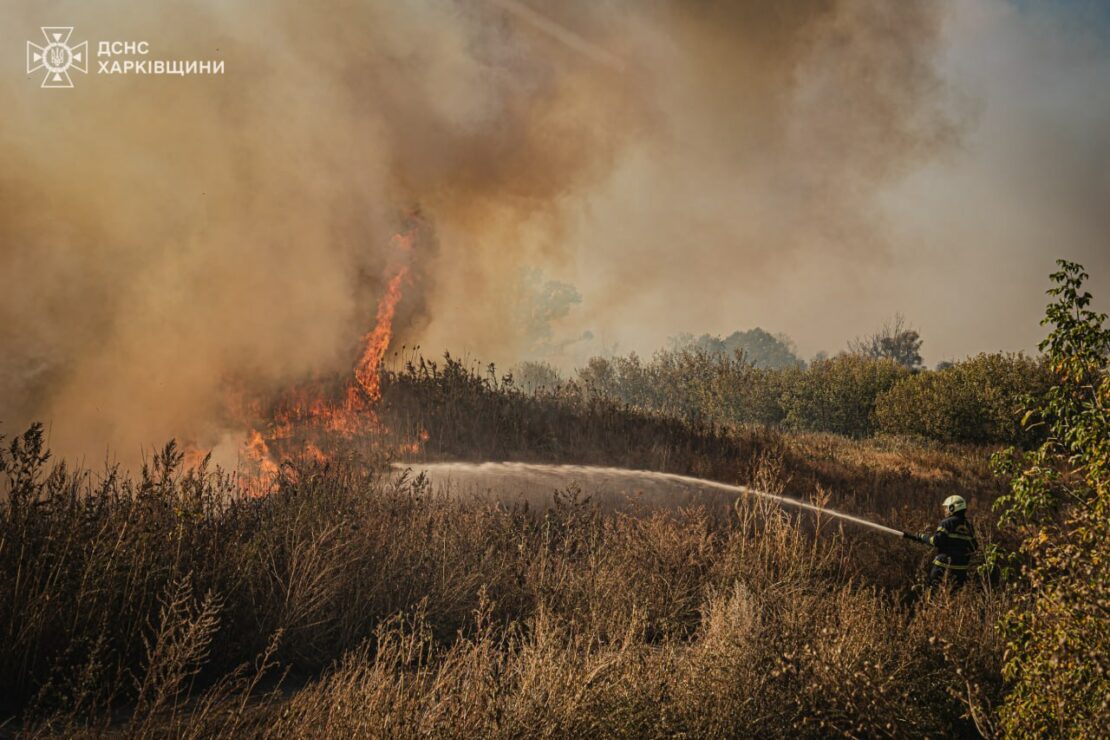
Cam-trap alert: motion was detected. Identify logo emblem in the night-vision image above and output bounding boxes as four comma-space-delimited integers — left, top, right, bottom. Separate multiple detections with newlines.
27, 27, 87, 88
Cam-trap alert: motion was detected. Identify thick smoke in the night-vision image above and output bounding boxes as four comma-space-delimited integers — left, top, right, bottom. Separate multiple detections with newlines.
0, 0, 966, 462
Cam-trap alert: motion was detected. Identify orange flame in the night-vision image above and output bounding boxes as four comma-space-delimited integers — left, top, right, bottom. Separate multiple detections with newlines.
229, 226, 422, 486
355, 231, 413, 401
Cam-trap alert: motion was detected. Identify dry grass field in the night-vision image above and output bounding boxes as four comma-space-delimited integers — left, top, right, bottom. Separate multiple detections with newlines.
0, 360, 1011, 737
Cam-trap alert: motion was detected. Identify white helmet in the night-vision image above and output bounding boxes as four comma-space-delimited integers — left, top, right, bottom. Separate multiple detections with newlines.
942, 495, 967, 515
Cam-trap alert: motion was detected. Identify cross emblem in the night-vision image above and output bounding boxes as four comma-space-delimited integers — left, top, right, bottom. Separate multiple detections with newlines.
27, 27, 88, 88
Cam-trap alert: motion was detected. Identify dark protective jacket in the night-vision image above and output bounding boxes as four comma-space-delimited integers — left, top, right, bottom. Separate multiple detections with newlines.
926, 511, 978, 574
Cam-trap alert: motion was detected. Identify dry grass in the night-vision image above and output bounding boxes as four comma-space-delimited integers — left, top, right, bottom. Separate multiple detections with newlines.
380, 355, 1012, 592
0, 361, 1011, 736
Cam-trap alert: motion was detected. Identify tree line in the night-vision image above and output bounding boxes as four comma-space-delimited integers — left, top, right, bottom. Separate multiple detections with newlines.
515, 349, 1049, 446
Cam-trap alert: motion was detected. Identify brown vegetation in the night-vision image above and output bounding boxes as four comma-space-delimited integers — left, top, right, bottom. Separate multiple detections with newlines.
1, 357, 1010, 736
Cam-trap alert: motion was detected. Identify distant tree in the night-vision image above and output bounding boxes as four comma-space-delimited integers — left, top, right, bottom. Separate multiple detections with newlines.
512, 361, 563, 394
849, 314, 923, 370
677, 328, 804, 370
575, 356, 618, 399
515, 268, 581, 356
667, 332, 696, 351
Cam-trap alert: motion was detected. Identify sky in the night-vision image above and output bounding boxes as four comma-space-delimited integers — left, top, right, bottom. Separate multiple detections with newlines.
1, 0, 1108, 460
562, 0, 1110, 365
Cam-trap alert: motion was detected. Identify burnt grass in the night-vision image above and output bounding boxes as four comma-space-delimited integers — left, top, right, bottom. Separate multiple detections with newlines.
0, 356, 1010, 737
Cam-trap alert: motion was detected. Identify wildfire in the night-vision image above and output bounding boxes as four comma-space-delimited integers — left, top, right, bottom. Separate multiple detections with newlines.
227, 226, 423, 487
354, 234, 412, 402
244, 429, 280, 478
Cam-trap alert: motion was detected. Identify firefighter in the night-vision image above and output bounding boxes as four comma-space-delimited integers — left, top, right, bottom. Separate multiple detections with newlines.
911, 495, 978, 588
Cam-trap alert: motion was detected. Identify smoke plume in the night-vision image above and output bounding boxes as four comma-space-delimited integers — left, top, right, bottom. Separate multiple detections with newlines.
0, 0, 1024, 462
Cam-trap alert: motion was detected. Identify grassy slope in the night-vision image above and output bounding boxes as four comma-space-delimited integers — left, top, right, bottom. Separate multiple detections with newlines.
0, 366, 1009, 737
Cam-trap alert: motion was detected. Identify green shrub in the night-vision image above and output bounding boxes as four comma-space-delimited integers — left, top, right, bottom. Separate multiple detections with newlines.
570, 347, 1053, 445
779, 355, 907, 437
573, 349, 784, 427
991, 261, 1110, 737
875, 353, 1051, 445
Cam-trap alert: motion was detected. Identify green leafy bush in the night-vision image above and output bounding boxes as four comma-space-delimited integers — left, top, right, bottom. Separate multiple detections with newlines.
991, 261, 1110, 737
572, 344, 1052, 445
875, 353, 1051, 445
779, 355, 907, 437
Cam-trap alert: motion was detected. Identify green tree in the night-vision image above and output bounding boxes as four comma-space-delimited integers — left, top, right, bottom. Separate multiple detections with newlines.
991, 261, 1110, 736
849, 314, 924, 370
874, 353, 1051, 445
677, 328, 805, 370
779, 354, 907, 437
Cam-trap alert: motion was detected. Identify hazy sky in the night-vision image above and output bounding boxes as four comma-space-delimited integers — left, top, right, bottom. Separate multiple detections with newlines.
1, 0, 1108, 459
562, 0, 1110, 365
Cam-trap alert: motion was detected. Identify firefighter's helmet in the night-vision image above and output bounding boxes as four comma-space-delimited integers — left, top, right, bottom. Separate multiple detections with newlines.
942, 495, 967, 515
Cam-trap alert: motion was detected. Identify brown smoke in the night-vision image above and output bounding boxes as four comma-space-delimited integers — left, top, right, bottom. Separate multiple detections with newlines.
0, 0, 956, 463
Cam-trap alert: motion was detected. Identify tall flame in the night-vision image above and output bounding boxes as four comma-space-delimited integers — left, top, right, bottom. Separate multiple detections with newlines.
229, 227, 422, 486
354, 231, 413, 402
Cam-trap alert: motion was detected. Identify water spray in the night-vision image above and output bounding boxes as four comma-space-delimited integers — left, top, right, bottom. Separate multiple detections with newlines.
394, 461, 920, 541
